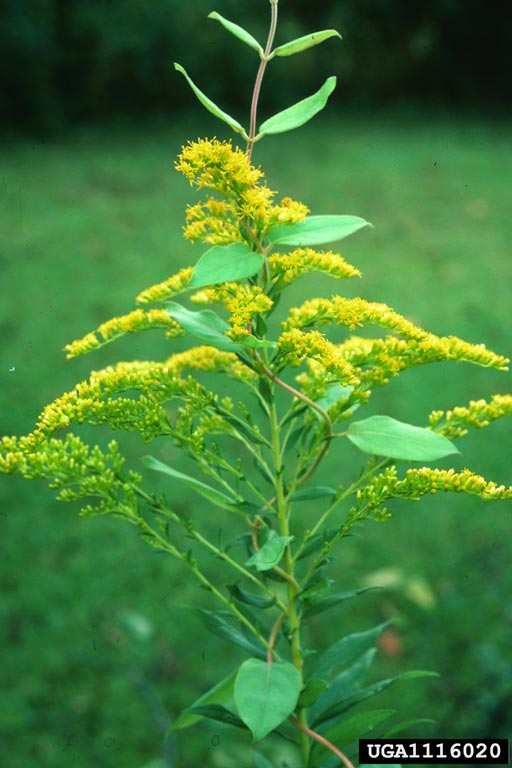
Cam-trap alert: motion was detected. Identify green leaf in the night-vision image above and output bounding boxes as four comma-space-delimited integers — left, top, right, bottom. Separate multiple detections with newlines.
230, 501, 272, 516
346, 415, 460, 461
267, 214, 371, 246
272, 30, 342, 58
189, 242, 263, 288
302, 587, 377, 617
315, 384, 356, 416
245, 530, 294, 571
208, 12, 263, 55
234, 658, 301, 741
171, 670, 236, 731
174, 63, 246, 136
291, 486, 337, 502
188, 704, 246, 729
298, 677, 328, 708
300, 572, 333, 601
310, 649, 376, 727
200, 610, 267, 659
311, 709, 395, 757
227, 584, 276, 610
143, 456, 238, 511
382, 717, 437, 737
259, 76, 337, 135
313, 668, 437, 729
252, 751, 274, 768
311, 622, 390, 680
165, 302, 243, 352
237, 336, 277, 350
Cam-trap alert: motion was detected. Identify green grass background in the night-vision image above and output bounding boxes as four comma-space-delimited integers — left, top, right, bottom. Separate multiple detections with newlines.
1, 115, 511, 767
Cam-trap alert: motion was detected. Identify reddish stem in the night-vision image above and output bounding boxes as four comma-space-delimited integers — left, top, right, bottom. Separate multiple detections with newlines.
289, 715, 356, 768
266, 613, 285, 664
247, 0, 278, 157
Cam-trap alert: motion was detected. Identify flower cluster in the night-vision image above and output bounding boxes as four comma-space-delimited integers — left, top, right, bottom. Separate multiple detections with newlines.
191, 283, 273, 338
349, 464, 512, 524
0, 434, 141, 517
277, 328, 359, 383
429, 394, 512, 438
176, 138, 264, 194
65, 308, 183, 358
176, 139, 308, 245
183, 199, 243, 245
269, 248, 361, 286
25, 360, 218, 444
288, 322, 508, 419
282, 296, 432, 338
163, 345, 256, 383
136, 267, 194, 305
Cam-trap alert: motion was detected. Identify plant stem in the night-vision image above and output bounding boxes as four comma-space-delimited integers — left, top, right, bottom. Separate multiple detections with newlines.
266, 612, 285, 664
268, 393, 310, 764
134, 485, 287, 610
301, 458, 391, 552
289, 715, 356, 768
247, 0, 278, 158
135, 517, 276, 657
261, 361, 334, 492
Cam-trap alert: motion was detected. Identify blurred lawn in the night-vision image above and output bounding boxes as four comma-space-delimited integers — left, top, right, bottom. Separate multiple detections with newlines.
1, 115, 512, 767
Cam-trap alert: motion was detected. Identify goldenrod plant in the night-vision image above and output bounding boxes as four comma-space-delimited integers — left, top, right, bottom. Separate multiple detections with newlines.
2, 2, 511, 766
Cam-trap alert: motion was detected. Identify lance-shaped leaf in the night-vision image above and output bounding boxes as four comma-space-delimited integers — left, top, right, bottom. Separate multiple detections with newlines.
245, 530, 293, 571
171, 670, 237, 731
174, 63, 246, 136
166, 302, 269, 353
252, 752, 274, 768
259, 76, 337, 136
301, 586, 377, 615
267, 214, 371, 246
228, 584, 276, 609
298, 677, 328, 708
187, 704, 246, 730
189, 242, 264, 288
272, 30, 341, 58
290, 486, 337, 501
311, 709, 396, 759
312, 666, 437, 729
166, 302, 242, 352
200, 610, 267, 659
234, 658, 301, 741
208, 12, 263, 55
143, 456, 239, 511
346, 415, 459, 461
382, 717, 437, 737
311, 622, 390, 680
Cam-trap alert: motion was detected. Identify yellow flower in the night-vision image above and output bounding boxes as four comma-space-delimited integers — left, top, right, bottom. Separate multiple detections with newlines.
175, 138, 263, 196
136, 267, 194, 305
182, 198, 242, 245
65, 309, 183, 358
191, 283, 272, 339
175, 138, 309, 245
429, 394, 512, 438
269, 248, 361, 286
277, 328, 358, 384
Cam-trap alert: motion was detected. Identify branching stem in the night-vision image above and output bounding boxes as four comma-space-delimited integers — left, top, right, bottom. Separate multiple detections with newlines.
266, 612, 285, 664
289, 715, 356, 768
